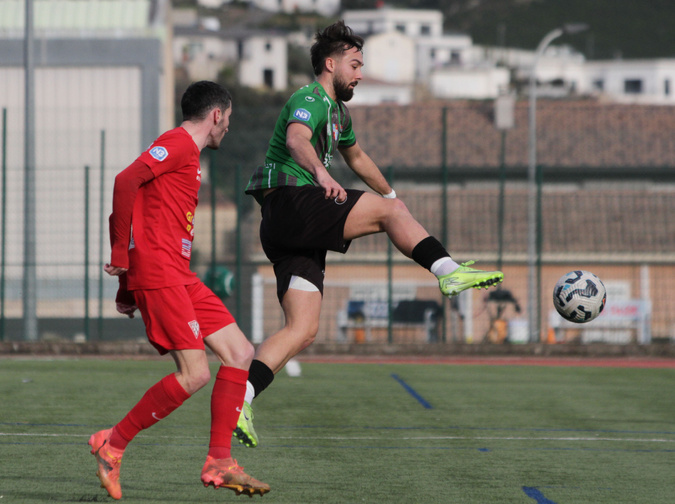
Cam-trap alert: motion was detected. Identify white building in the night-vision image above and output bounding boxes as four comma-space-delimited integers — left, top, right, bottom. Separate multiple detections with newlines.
414, 33, 473, 81
205, 0, 340, 17
348, 77, 413, 106
173, 20, 288, 91
344, 7, 507, 102
344, 8, 443, 38
361, 31, 416, 84
580, 59, 675, 105
0, 0, 173, 316
344, 7, 675, 105
430, 66, 510, 100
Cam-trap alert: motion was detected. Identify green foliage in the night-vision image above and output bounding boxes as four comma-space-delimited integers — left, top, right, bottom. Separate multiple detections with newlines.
1, 359, 674, 503
174, 68, 295, 202
288, 42, 315, 79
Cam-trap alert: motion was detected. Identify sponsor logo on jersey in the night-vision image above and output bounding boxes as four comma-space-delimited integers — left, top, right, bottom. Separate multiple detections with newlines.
181, 238, 192, 259
293, 108, 311, 121
305, 96, 316, 102
332, 122, 339, 142
188, 320, 200, 338
149, 146, 168, 161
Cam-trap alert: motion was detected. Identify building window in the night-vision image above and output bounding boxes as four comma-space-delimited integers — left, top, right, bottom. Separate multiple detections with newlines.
665, 79, 671, 96
624, 79, 643, 94
450, 51, 460, 64
420, 24, 431, 36
264, 69, 274, 88
593, 79, 604, 91
265, 41, 272, 52
395, 24, 405, 34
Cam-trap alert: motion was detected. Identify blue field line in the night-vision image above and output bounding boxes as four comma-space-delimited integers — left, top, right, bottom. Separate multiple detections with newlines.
390, 373, 433, 409
522, 486, 558, 503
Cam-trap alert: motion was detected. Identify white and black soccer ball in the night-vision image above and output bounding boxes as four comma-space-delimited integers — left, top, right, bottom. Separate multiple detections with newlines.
553, 270, 607, 323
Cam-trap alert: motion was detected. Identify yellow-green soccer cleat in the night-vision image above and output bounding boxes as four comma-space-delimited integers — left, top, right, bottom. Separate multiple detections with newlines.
438, 260, 504, 297
233, 401, 258, 448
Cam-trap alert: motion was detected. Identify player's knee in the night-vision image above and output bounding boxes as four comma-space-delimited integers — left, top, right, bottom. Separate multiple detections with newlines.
180, 367, 211, 394
228, 340, 255, 368
300, 324, 318, 348
193, 368, 212, 390
199, 371, 213, 389
375, 197, 410, 228
387, 197, 411, 219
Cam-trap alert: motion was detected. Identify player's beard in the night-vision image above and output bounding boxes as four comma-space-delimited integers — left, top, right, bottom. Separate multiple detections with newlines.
334, 74, 356, 102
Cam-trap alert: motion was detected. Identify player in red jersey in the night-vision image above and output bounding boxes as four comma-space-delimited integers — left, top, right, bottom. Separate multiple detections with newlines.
88, 81, 269, 499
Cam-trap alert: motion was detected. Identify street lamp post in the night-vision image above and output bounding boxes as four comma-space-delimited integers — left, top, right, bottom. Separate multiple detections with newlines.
527, 24, 588, 343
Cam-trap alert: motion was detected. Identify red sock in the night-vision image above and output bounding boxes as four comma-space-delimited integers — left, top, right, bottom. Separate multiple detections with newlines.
208, 366, 248, 459
109, 373, 190, 451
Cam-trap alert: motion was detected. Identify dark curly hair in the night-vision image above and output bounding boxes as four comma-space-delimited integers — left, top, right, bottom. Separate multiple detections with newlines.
310, 20, 364, 76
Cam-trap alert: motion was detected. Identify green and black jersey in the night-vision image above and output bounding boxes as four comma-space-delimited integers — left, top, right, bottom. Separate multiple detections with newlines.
245, 82, 357, 204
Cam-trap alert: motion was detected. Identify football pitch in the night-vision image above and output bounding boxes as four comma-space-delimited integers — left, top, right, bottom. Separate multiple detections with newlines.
1, 357, 673, 503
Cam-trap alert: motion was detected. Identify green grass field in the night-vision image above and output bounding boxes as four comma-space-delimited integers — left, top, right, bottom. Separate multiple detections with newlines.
1, 358, 673, 503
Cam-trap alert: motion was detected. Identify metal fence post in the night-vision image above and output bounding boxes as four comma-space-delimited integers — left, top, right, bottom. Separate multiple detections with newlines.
84, 165, 90, 341
441, 107, 448, 342
97, 130, 106, 340
1, 108, 6, 341
23, 0, 38, 341
235, 164, 243, 323
387, 165, 394, 344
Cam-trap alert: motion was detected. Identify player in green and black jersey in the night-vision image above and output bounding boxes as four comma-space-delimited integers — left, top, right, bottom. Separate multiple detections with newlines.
236, 20, 504, 449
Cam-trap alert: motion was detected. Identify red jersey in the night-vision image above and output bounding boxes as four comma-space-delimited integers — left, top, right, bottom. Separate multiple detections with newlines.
111, 127, 202, 290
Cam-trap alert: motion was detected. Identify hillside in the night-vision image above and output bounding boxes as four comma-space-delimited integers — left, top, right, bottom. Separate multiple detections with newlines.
341, 0, 675, 60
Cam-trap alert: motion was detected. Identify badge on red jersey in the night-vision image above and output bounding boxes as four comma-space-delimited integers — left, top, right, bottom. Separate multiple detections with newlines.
149, 146, 168, 161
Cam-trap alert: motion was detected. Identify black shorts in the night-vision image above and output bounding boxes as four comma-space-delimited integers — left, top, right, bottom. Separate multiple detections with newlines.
260, 186, 364, 302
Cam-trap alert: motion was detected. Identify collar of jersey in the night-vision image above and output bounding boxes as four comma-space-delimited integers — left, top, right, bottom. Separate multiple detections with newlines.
312, 81, 337, 106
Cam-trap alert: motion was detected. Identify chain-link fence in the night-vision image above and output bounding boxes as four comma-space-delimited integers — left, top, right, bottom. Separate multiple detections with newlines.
2, 97, 674, 346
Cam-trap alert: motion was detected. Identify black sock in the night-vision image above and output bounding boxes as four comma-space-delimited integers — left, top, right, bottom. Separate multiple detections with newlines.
411, 236, 450, 271
248, 359, 275, 398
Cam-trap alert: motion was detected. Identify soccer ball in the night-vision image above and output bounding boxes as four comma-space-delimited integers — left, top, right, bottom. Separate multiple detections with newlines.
553, 270, 607, 323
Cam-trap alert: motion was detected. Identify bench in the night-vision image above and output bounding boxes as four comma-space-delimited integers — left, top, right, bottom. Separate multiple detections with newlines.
336, 299, 442, 343
549, 299, 652, 344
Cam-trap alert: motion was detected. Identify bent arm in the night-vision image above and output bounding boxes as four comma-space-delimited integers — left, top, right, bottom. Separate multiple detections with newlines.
286, 123, 346, 202
339, 141, 393, 196
108, 159, 154, 271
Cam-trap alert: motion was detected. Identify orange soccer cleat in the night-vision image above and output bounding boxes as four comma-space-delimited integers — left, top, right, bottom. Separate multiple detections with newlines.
88, 428, 124, 500
201, 455, 270, 497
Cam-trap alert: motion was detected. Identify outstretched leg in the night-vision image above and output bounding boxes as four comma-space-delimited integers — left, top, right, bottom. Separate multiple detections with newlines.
344, 192, 503, 295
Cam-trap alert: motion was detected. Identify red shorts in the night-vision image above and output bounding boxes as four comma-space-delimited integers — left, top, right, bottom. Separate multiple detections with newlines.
133, 280, 236, 355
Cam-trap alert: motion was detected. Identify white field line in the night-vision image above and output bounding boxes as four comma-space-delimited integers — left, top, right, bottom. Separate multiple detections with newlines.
1, 432, 673, 443
268, 435, 675, 443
